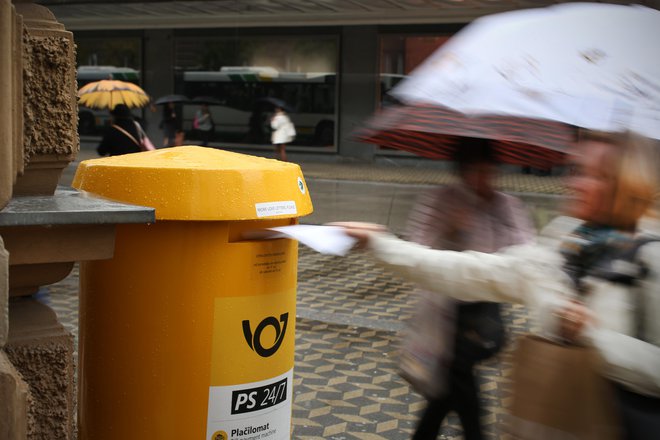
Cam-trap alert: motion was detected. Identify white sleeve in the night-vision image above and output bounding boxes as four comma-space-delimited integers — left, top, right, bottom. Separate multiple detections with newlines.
366, 232, 560, 306
587, 327, 660, 397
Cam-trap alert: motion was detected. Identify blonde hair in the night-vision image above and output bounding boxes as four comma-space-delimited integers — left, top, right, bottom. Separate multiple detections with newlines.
579, 130, 660, 229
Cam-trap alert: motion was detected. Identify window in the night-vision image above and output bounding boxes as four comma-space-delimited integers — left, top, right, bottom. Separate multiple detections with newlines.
174, 35, 338, 149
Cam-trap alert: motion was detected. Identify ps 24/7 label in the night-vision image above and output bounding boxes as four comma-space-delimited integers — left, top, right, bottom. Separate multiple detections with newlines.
207, 287, 295, 440
206, 370, 292, 440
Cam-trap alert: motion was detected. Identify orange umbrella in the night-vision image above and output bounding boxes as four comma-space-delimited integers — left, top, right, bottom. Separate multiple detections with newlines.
78, 79, 150, 110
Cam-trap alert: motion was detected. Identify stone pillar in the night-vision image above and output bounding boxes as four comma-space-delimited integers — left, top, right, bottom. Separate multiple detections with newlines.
0, 3, 28, 436
0, 0, 15, 209
0, 351, 29, 440
5, 297, 75, 440
13, 2, 78, 196
12, 8, 24, 180
0, 5, 79, 438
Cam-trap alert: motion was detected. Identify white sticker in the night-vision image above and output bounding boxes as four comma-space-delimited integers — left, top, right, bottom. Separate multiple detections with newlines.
297, 177, 306, 195
206, 370, 293, 440
255, 201, 297, 218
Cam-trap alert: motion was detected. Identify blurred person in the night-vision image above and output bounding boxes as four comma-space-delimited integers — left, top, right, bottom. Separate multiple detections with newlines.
337, 131, 660, 439
270, 106, 296, 161
160, 101, 178, 147
174, 129, 185, 147
405, 138, 534, 440
194, 103, 214, 146
97, 104, 153, 156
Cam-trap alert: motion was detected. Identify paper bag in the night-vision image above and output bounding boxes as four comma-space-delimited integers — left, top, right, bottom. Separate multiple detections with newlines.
507, 334, 620, 440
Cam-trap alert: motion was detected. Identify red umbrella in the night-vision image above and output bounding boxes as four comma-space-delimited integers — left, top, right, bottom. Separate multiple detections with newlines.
354, 103, 572, 169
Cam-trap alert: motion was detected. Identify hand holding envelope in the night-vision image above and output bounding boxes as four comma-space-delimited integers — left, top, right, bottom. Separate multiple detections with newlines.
242, 223, 388, 256
243, 224, 357, 256
243, 222, 387, 257
326, 222, 388, 247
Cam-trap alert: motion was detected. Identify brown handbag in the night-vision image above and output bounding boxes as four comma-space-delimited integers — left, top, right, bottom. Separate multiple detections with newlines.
506, 334, 621, 440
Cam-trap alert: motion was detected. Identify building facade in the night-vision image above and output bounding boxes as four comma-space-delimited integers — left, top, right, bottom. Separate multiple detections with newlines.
42, 0, 659, 161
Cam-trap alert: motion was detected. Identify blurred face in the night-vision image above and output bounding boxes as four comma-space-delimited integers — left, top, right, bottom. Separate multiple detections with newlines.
565, 140, 618, 223
461, 162, 497, 200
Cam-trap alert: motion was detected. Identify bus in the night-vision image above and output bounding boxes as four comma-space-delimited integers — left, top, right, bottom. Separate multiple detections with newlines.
178, 67, 336, 147
76, 65, 141, 135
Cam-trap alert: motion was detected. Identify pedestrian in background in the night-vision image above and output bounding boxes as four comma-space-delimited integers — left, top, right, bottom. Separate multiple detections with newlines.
160, 101, 178, 147
97, 104, 154, 156
404, 138, 534, 440
194, 103, 214, 147
270, 105, 296, 161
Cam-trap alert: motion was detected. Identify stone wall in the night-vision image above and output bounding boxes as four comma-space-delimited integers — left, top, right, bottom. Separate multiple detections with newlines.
0, 1, 80, 438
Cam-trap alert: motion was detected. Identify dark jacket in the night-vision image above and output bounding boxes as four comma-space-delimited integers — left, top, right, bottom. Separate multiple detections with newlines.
97, 118, 142, 156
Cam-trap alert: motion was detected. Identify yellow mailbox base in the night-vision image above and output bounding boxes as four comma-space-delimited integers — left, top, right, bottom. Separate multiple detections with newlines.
78, 219, 297, 440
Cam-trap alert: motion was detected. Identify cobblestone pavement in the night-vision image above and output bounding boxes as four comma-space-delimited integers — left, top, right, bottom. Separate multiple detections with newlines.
43, 247, 534, 440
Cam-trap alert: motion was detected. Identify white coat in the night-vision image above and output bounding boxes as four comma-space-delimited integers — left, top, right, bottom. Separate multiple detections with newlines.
366, 216, 660, 398
271, 113, 295, 145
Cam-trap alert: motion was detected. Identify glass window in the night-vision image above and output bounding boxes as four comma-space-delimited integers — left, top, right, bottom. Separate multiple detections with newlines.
379, 34, 449, 105
174, 35, 338, 150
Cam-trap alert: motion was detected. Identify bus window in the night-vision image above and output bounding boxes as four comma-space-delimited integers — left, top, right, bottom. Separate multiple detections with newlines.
179, 68, 336, 147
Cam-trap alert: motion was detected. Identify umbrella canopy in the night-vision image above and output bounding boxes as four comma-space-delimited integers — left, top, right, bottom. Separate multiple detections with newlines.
191, 96, 223, 105
154, 94, 189, 105
257, 97, 293, 113
78, 80, 150, 110
391, 3, 660, 140
356, 103, 569, 169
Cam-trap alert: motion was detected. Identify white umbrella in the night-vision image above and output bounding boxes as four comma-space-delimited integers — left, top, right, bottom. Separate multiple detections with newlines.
391, 2, 660, 140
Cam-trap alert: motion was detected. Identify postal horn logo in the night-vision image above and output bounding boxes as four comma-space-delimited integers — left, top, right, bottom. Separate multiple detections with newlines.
212, 431, 228, 440
242, 313, 289, 357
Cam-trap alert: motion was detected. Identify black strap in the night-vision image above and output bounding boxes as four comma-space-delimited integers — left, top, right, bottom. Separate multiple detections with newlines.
563, 235, 660, 291
112, 124, 140, 148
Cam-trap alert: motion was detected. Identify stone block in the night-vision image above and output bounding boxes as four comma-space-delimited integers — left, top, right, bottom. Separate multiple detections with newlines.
0, 350, 29, 440
5, 297, 74, 440
13, 3, 78, 196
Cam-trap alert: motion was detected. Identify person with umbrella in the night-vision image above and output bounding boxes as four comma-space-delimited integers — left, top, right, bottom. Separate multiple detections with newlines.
335, 130, 660, 439
160, 101, 180, 148
154, 95, 188, 148
97, 104, 154, 156
270, 104, 296, 161
402, 137, 534, 440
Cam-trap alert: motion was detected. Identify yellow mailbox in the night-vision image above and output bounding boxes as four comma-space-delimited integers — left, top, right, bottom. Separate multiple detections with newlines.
73, 146, 313, 440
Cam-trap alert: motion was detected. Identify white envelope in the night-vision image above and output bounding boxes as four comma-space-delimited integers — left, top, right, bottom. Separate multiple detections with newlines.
243, 224, 357, 256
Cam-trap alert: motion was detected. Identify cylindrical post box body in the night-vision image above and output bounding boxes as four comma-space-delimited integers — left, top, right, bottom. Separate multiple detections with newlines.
73, 147, 313, 440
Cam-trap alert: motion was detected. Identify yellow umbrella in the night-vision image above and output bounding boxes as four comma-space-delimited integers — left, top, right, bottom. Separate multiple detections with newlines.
78, 79, 150, 109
